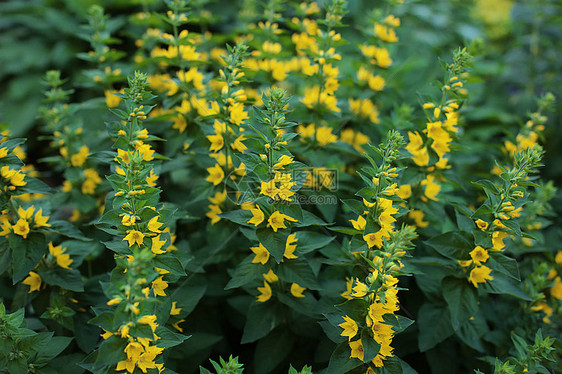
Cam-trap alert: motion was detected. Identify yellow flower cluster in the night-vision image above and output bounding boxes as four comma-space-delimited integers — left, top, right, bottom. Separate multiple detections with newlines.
0, 206, 51, 239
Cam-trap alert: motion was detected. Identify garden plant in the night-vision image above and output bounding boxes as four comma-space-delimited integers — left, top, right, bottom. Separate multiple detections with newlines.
0, 0, 561, 373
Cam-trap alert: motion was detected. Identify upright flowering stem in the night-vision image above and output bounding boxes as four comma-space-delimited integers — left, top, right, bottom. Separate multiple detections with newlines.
91, 72, 187, 373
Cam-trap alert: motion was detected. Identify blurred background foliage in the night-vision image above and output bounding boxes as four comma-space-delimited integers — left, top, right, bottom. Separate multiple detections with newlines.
1, 0, 560, 180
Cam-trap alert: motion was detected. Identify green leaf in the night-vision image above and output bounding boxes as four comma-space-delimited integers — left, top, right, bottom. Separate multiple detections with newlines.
360, 328, 380, 363
295, 231, 335, 254
225, 256, 266, 290
326, 342, 362, 374
276, 260, 321, 290
487, 252, 520, 281
254, 329, 293, 373
442, 277, 478, 330
10, 233, 46, 283
425, 231, 473, 260
218, 209, 253, 226
34, 337, 72, 366
256, 228, 289, 263
417, 303, 455, 352
45, 221, 91, 241
482, 273, 531, 300
38, 268, 84, 292
241, 302, 282, 344
383, 314, 414, 334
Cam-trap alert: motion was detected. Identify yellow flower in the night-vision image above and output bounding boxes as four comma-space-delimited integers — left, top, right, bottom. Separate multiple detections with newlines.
409, 210, 429, 228
136, 143, 155, 162
206, 204, 222, 225
147, 216, 163, 233
316, 126, 338, 146
105, 90, 122, 108
231, 135, 247, 153
152, 276, 168, 296
22, 272, 41, 293
475, 219, 488, 231
229, 102, 248, 126
124, 341, 144, 361
492, 231, 509, 251
421, 175, 441, 201
263, 270, 279, 283
247, 205, 265, 226
121, 214, 136, 226
405, 131, 429, 166
267, 211, 297, 232
206, 133, 224, 152
146, 169, 159, 187
290, 283, 306, 298
33, 209, 51, 228
70, 145, 90, 167
0, 147, 7, 158
151, 235, 167, 254
352, 280, 368, 297
284, 233, 298, 259
260, 179, 279, 199
349, 339, 364, 361
13, 218, 30, 239
18, 206, 35, 220
206, 164, 224, 186
251, 243, 270, 264
469, 246, 489, 266
257, 281, 272, 302
551, 278, 562, 300
274, 155, 294, 169
171, 301, 182, 315
116, 357, 136, 373
469, 266, 493, 288
338, 315, 358, 340
350, 215, 366, 231
123, 230, 145, 247
49, 242, 73, 269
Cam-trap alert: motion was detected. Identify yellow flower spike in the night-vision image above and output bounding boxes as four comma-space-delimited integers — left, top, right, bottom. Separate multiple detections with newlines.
123, 230, 145, 247
338, 315, 358, 341
147, 216, 163, 233
257, 281, 272, 302
247, 204, 265, 226
13, 218, 30, 239
267, 211, 297, 232
250, 243, 270, 264
22, 272, 41, 293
